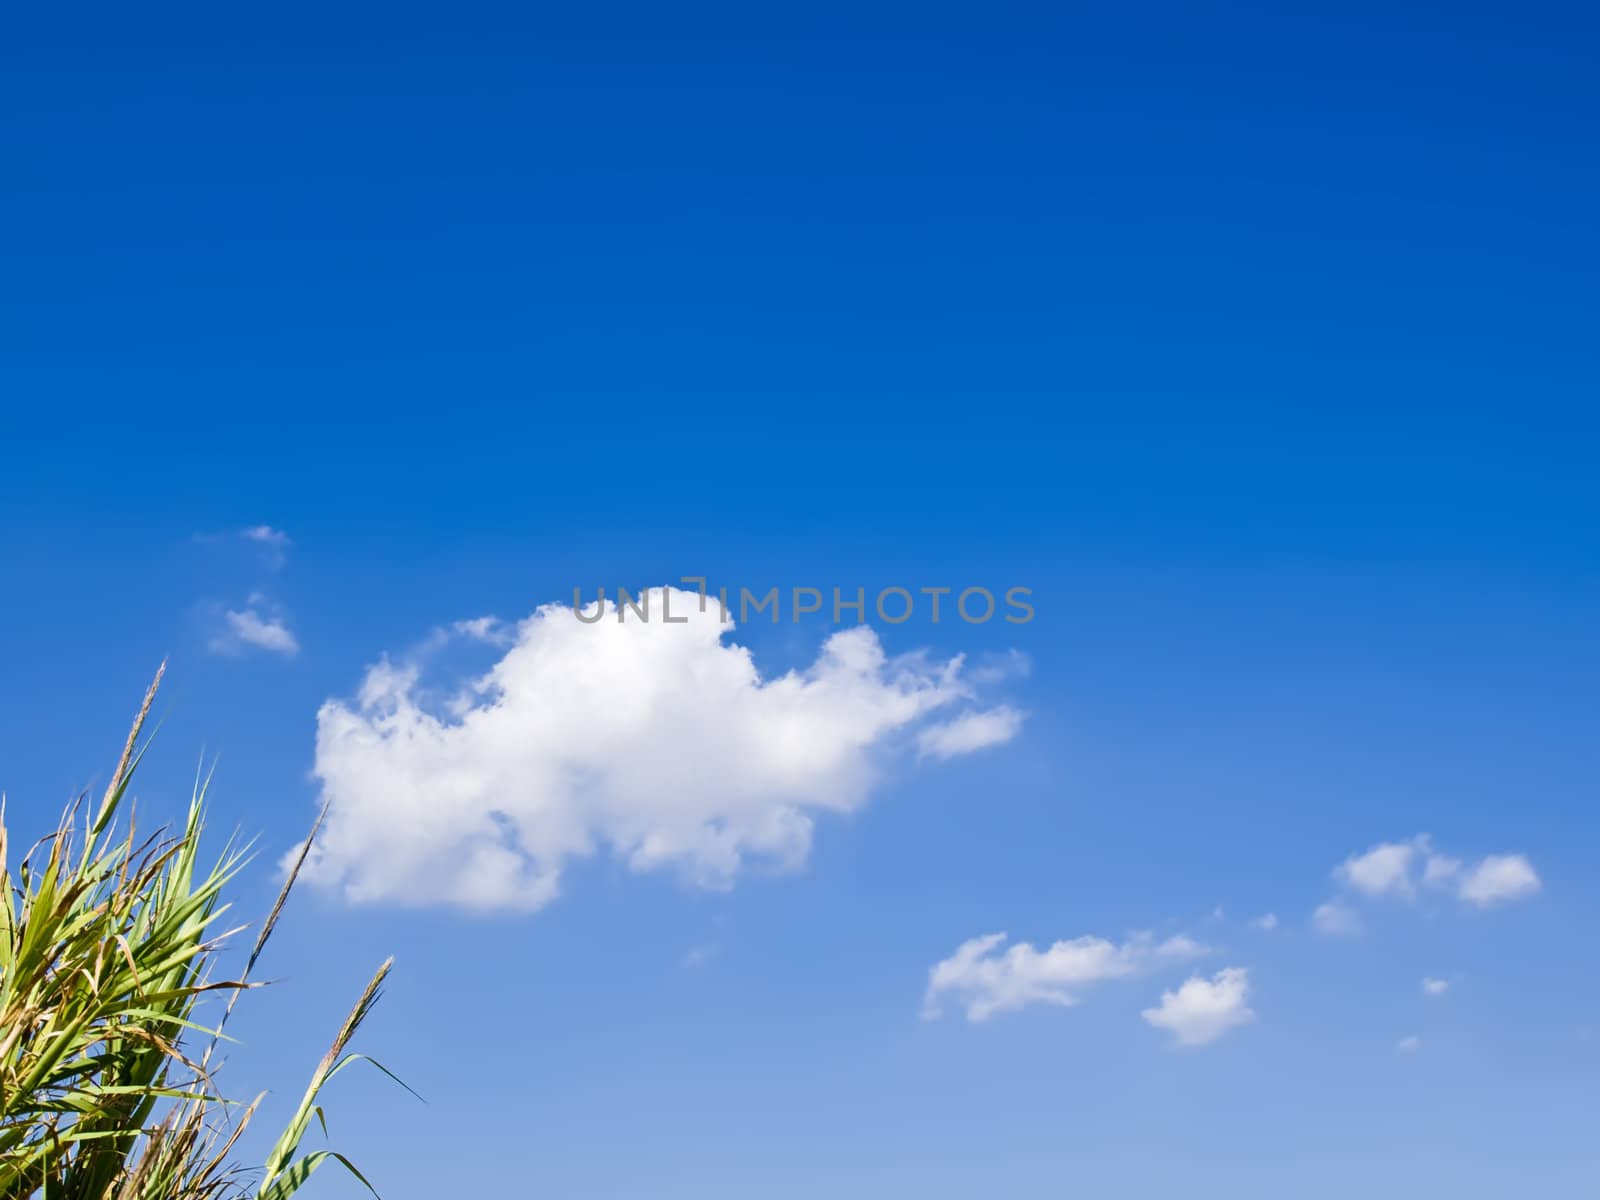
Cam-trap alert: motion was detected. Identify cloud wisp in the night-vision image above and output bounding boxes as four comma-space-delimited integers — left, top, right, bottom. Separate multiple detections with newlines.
298, 587, 1025, 912
1313, 835, 1541, 932
197, 524, 299, 656
921, 931, 1207, 1022
1457, 855, 1541, 907
1141, 967, 1255, 1047
917, 705, 1025, 760
241, 524, 292, 570
209, 595, 299, 658
1312, 900, 1362, 937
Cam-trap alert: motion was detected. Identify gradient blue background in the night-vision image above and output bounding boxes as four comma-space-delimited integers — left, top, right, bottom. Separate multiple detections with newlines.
3, 2, 1597, 1195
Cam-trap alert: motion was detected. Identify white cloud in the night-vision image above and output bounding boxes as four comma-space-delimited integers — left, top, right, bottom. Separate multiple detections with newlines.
197, 525, 296, 652
967, 649, 1032, 686
1251, 913, 1279, 931
923, 931, 1207, 1022
917, 705, 1025, 760
211, 604, 299, 657
681, 943, 720, 969
1141, 967, 1255, 1048
298, 588, 1023, 911
1458, 854, 1541, 907
1328, 835, 1540, 912
452, 616, 513, 645
1337, 841, 1420, 899
1396, 1034, 1422, 1054
1422, 851, 1463, 886
1313, 900, 1362, 937
241, 524, 292, 568
1422, 977, 1449, 996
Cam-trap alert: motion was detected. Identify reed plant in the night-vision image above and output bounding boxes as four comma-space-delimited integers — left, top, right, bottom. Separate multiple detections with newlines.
0, 665, 399, 1199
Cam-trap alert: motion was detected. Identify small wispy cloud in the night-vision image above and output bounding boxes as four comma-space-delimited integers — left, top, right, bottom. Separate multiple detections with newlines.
917, 705, 1025, 761
195, 524, 298, 658
1250, 913, 1279, 931
967, 650, 1032, 686
1141, 967, 1255, 1048
1337, 840, 1421, 900
1396, 1034, 1422, 1054
681, 943, 720, 969
1324, 835, 1540, 919
194, 524, 293, 569
922, 930, 1207, 1022
241, 524, 292, 569
1312, 900, 1362, 937
210, 601, 299, 658
1458, 854, 1541, 907
1422, 977, 1449, 996
452, 616, 515, 645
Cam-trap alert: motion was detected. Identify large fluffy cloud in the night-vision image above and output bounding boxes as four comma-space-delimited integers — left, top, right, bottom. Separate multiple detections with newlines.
298, 587, 1024, 911
922, 931, 1207, 1022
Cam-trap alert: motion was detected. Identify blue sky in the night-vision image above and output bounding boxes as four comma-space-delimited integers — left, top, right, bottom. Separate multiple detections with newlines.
3, 2, 1598, 1195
